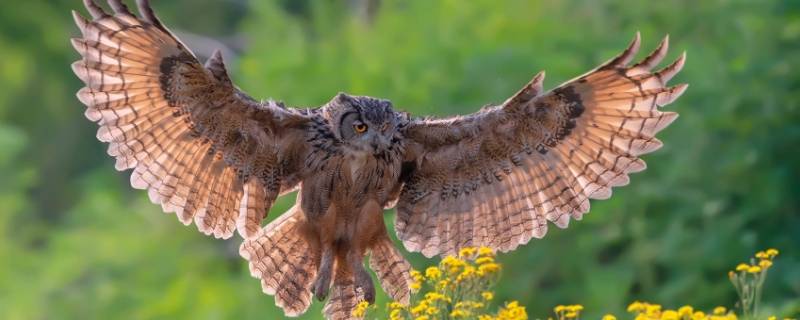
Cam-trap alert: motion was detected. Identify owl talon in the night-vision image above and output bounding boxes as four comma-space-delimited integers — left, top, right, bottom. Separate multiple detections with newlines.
313, 274, 330, 301
356, 268, 376, 304
313, 248, 334, 301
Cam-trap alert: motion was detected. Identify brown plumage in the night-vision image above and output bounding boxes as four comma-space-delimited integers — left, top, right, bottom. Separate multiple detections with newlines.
70, 1, 686, 319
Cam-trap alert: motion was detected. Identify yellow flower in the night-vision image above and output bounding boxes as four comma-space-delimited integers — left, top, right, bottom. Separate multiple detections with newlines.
747, 266, 762, 274
755, 251, 769, 259
476, 256, 496, 265
411, 302, 427, 315
415, 316, 430, 320
389, 302, 406, 310
425, 266, 442, 280
678, 306, 694, 316
565, 311, 578, 318
766, 248, 779, 257
759, 260, 773, 269
390, 308, 402, 320
735, 263, 749, 272
424, 292, 446, 302
627, 301, 644, 313
410, 281, 421, 291
411, 269, 423, 281
602, 315, 617, 320
767, 317, 776, 320
692, 311, 706, 320
478, 246, 495, 257
459, 247, 477, 258
645, 304, 662, 316
436, 279, 449, 291
482, 291, 494, 301
425, 306, 438, 315
663, 310, 679, 320
352, 301, 369, 318
478, 262, 501, 274
554, 305, 566, 313
479, 315, 495, 320
568, 305, 584, 312
713, 306, 727, 315
450, 309, 469, 318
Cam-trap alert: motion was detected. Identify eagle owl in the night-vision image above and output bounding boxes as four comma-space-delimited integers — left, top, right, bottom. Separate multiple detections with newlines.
70, 1, 687, 319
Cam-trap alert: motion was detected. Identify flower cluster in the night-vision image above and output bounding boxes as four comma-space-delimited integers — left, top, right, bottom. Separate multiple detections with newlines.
728, 248, 779, 318
625, 302, 736, 320
356, 246, 526, 320
554, 304, 584, 319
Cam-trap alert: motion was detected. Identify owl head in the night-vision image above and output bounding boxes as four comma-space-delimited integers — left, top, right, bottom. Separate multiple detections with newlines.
323, 93, 402, 155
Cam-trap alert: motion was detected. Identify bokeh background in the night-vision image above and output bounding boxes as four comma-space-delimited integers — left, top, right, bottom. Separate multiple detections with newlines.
1, 0, 798, 319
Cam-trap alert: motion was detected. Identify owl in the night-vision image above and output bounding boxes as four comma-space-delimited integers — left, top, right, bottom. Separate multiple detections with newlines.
70, 1, 687, 319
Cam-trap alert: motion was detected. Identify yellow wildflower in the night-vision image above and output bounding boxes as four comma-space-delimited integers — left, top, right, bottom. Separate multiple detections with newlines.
663, 310, 679, 320
425, 306, 438, 315
747, 265, 762, 274
482, 291, 494, 301
425, 266, 442, 280
766, 248, 779, 257
476, 256, 496, 265
424, 292, 446, 302
352, 301, 369, 318
767, 317, 776, 320
627, 301, 644, 312
389, 308, 402, 320
554, 305, 566, 313
415, 316, 430, 320
436, 279, 449, 291
756, 251, 769, 259
735, 263, 749, 272
389, 302, 405, 310
602, 314, 617, 320
645, 304, 662, 315
479, 315, 495, 320
410, 281, 421, 291
692, 311, 706, 320
759, 260, 773, 269
678, 306, 694, 316
459, 247, 477, 258
713, 306, 727, 315
479, 262, 501, 274
411, 269, 424, 282
410, 302, 427, 315
565, 311, 578, 318
478, 246, 495, 257
451, 309, 470, 318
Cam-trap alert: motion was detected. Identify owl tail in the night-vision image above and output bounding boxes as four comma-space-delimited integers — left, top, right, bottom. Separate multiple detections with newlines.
322, 237, 413, 320
239, 205, 317, 317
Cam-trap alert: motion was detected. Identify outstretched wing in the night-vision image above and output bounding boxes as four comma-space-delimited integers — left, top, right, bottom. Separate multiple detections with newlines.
396, 33, 687, 257
71, 0, 311, 239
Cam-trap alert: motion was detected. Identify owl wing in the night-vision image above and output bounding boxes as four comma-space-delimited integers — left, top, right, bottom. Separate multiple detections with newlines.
396, 33, 687, 257
71, 0, 312, 239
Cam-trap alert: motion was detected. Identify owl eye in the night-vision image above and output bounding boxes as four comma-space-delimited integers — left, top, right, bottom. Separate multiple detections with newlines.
353, 123, 368, 133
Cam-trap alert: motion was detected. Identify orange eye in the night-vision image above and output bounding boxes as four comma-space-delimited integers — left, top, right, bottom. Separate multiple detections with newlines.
353, 123, 368, 133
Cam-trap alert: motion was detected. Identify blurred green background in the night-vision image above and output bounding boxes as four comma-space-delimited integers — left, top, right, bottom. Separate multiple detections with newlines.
1, 0, 798, 319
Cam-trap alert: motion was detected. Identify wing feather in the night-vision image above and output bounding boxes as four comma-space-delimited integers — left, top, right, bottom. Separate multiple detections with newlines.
397, 33, 686, 257
72, 1, 311, 239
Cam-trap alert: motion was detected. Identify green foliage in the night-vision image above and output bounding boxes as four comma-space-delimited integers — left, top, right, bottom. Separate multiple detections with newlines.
0, 0, 798, 319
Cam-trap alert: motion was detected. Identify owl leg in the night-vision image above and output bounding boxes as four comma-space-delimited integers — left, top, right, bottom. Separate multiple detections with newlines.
313, 246, 334, 301
349, 249, 376, 303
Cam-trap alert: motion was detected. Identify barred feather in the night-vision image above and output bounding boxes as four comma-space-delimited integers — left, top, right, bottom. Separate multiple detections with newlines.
71, 0, 310, 240
398, 33, 687, 257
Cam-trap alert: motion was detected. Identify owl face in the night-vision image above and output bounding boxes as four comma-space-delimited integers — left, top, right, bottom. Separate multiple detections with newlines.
325, 93, 401, 156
